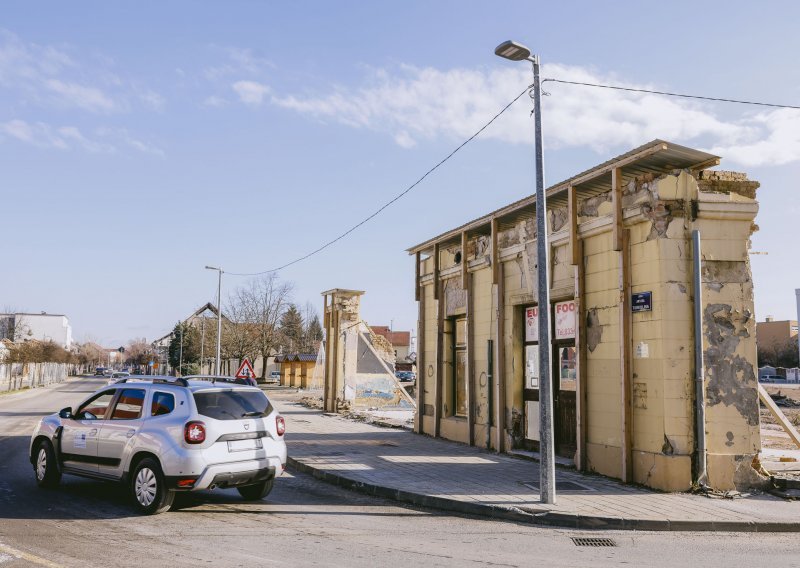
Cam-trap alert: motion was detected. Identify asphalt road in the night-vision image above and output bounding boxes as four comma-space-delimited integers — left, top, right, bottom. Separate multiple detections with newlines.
0, 377, 798, 568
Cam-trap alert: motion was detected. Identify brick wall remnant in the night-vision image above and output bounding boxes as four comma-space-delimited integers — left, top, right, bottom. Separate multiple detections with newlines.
697, 170, 760, 199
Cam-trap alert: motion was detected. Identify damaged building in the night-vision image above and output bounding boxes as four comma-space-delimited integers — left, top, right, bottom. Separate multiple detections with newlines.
408, 140, 763, 492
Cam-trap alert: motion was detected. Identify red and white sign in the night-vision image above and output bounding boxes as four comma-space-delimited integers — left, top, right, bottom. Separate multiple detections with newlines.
235, 358, 256, 380
555, 300, 577, 339
525, 306, 539, 342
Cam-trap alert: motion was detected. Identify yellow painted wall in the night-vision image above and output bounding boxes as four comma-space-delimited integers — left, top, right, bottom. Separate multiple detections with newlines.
414, 168, 761, 492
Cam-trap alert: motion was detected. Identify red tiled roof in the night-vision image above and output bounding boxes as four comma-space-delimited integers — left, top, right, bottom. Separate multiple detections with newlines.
370, 326, 410, 347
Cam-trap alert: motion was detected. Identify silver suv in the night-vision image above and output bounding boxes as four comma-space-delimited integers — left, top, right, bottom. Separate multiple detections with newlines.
29, 376, 287, 514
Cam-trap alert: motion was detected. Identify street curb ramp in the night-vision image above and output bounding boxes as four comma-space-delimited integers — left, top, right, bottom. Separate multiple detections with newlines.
286, 456, 800, 533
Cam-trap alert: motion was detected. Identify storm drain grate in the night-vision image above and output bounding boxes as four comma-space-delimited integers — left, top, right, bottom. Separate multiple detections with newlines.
571, 537, 617, 547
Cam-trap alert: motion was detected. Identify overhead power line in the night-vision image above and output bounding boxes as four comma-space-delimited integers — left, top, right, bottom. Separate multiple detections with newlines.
542, 78, 800, 110
226, 84, 532, 277
226, 77, 798, 278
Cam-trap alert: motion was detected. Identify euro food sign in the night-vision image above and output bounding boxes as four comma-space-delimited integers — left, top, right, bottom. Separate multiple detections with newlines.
554, 300, 576, 339
235, 358, 256, 379
526, 301, 576, 341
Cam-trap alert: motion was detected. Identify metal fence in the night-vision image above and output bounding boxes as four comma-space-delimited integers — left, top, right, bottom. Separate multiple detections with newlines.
0, 362, 73, 392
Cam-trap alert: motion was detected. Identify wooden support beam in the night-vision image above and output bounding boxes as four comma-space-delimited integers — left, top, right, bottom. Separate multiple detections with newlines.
465, 270, 474, 446
495, 262, 506, 453
619, 229, 633, 482
461, 231, 468, 290
415, 251, 421, 302
575, 239, 587, 471
434, 279, 444, 438
759, 384, 800, 448
612, 168, 624, 252
415, 285, 426, 434
433, 243, 440, 300
568, 185, 579, 265
491, 217, 499, 285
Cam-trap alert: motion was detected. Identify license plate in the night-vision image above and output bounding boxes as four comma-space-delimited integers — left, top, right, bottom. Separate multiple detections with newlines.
227, 438, 263, 452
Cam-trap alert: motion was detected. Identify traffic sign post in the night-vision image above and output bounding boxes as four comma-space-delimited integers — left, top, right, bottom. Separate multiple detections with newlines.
235, 358, 256, 380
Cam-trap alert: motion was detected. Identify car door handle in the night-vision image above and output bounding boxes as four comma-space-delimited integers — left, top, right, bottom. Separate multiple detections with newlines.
126, 429, 136, 438
89, 429, 98, 436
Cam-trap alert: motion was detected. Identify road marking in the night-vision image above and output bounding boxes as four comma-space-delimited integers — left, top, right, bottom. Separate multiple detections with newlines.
0, 543, 63, 568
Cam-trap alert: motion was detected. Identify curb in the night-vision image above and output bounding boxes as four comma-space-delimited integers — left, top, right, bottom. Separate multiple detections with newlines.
287, 456, 800, 533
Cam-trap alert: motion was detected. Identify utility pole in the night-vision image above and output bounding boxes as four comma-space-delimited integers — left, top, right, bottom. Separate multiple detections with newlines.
178, 324, 184, 377
796, 289, 800, 370
205, 266, 224, 375
200, 317, 206, 374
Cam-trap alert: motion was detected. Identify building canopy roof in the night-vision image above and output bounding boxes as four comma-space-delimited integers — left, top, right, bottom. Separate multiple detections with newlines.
407, 139, 719, 255
276, 353, 318, 363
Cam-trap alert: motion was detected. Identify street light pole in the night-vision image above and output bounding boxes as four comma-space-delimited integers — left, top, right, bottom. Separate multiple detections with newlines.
179, 324, 184, 377
495, 40, 555, 505
205, 266, 224, 375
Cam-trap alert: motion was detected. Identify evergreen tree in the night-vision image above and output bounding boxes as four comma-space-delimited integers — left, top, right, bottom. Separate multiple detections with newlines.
279, 304, 304, 353
168, 322, 201, 375
302, 314, 323, 352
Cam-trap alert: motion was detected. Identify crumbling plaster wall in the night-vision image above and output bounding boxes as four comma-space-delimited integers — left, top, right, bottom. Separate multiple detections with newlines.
414, 167, 761, 491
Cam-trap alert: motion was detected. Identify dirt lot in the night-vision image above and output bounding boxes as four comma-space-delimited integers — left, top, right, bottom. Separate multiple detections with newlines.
760, 385, 800, 451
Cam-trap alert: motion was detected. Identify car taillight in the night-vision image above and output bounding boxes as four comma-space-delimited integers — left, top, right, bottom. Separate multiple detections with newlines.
276, 416, 285, 436
184, 421, 206, 444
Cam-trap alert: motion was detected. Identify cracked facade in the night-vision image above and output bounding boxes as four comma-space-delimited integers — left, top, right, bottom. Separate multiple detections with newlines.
408, 140, 763, 492
320, 289, 415, 412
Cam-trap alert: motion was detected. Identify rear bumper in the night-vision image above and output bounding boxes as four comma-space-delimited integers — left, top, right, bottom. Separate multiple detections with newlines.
192, 457, 284, 490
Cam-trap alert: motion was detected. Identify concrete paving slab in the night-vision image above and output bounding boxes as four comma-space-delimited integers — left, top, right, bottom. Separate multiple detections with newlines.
275, 397, 800, 532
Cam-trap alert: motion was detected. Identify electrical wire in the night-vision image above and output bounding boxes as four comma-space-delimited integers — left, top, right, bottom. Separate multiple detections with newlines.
225, 84, 533, 277
541, 78, 800, 110
226, 77, 798, 278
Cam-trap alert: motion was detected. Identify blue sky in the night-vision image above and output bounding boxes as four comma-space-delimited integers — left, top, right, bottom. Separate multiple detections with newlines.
2, 1, 799, 347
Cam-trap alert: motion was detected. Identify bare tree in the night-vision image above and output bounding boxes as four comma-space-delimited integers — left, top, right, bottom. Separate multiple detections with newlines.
231, 275, 293, 380
0, 308, 31, 343
222, 288, 260, 368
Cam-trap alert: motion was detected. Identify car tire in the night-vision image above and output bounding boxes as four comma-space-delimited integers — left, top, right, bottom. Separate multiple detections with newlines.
33, 439, 61, 489
236, 478, 274, 501
130, 458, 175, 515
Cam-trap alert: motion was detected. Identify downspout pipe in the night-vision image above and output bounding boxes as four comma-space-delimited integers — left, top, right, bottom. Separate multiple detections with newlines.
693, 229, 708, 486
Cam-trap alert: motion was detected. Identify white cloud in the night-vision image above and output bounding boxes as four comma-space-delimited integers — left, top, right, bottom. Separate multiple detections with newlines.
204, 46, 273, 81
0, 30, 163, 114
264, 63, 796, 167
232, 80, 270, 105
0, 119, 110, 152
708, 108, 800, 167
45, 79, 118, 113
138, 89, 166, 111
202, 95, 228, 108
0, 119, 164, 157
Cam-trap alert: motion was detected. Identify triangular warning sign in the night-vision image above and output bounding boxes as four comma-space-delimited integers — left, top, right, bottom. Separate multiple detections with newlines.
235, 358, 256, 379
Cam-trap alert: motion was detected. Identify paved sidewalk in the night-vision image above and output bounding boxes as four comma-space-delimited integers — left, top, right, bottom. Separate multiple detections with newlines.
274, 397, 800, 532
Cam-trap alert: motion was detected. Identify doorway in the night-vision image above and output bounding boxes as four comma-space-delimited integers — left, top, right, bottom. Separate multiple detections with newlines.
522, 301, 578, 459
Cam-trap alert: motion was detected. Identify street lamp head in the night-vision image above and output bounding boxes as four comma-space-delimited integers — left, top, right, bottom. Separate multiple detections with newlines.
205, 265, 220, 271
494, 40, 532, 61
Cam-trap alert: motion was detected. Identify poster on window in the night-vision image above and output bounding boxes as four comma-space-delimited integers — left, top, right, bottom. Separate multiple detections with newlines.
525, 306, 539, 342
525, 345, 539, 388
554, 300, 577, 339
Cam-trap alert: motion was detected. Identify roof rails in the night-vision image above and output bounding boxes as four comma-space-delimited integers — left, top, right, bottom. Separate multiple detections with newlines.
113, 377, 189, 387
183, 375, 251, 386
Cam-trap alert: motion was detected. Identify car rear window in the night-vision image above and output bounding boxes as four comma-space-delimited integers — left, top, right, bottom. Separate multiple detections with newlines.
193, 389, 273, 420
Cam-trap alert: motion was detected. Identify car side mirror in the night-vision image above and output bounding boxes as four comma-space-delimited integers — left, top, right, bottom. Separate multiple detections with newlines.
59, 407, 73, 419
